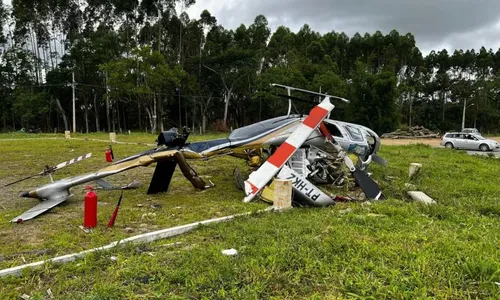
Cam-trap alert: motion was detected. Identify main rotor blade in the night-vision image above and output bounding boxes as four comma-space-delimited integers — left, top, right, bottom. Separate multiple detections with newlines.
277, 94, 318, 104
272, 83, 350, 103
3, 173, 40, 187
54, 153, 92, 171
3, 153, 92, 188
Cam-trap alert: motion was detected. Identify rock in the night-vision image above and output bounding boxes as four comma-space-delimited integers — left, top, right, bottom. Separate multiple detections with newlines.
125, 227, 134, 233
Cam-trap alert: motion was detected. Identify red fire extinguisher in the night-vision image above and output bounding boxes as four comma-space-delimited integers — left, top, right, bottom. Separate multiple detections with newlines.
84, 186, 98, 228
105, 147, 113, 162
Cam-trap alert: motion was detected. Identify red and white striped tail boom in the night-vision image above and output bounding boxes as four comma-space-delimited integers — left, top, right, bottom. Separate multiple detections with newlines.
243, 98, 335, 202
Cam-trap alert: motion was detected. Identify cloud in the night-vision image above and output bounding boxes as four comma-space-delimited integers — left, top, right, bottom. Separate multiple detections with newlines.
186, 0, 500, 54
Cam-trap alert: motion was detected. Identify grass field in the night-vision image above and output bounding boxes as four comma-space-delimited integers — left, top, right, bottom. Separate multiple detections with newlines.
1, 133, 500, 299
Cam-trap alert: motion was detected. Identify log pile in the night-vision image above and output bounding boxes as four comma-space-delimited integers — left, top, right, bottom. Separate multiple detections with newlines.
381, 126, 440, 139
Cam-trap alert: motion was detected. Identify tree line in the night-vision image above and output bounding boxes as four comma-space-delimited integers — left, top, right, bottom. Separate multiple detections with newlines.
1, 0, 500, 135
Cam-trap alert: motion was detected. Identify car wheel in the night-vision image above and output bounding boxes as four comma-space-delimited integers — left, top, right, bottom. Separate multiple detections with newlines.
445, 142, 454, 149
480, 144, 490, 152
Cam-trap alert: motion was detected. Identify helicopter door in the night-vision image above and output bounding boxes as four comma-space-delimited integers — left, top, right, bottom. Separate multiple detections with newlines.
323, 121, 349, 150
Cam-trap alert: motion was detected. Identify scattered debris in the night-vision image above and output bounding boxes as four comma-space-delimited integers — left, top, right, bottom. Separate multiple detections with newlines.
141, 213, 156, 220
46, 289, 54, 299
221, 249, 238, 256
339, 208, 353, 215
136, 204, 144, 207
407, 191, 436, 205
150, 204, 162, 209
157, 242, 183, 248
110, 256, 117, 261
125, 227, 134, 233
139, 223, 148, 228
404, 183, 417, 190
21, 294, 30, 300
382, 126, 440, 139
78, 225, 92, 234
366, 213, 386, 217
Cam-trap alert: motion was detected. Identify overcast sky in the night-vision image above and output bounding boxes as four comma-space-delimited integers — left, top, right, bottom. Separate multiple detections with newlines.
186, 0, 500, 55
3, 0, 499, 55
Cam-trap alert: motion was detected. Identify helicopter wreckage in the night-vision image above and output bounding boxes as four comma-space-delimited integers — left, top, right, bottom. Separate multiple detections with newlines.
4, 84, 387, 223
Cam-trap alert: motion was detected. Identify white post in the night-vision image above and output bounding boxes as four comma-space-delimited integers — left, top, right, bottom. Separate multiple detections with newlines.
109, 132, 116, 143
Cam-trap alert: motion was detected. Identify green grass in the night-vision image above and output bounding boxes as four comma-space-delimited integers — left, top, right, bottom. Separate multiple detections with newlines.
1, 135, 500, 299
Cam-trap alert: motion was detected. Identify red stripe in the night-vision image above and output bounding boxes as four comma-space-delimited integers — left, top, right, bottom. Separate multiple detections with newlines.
303, 106, 329, 129
267, 142, 296, 167
319, 122, 333, 142
249, 182, 259, 194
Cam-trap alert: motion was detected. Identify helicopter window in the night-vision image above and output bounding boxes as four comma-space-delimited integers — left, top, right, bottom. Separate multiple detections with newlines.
344, 125, 364, 142
324, 123, 344, 138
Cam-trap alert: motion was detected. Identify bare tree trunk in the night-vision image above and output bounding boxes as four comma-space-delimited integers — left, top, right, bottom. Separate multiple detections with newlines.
111, 101, 116, 133
53, 34, 58, 66
223, 91, 230, 126
93, 93, 100, 132
84, 97, 89, 133
54, 98, 69, 131
122, 104, 127, 131
138, 101, 142, 130
30, 27, 39, 84
157, 92, 163, 132
202, 113, 207, 133
185, 101, 188, 130
106, 72, 111, 132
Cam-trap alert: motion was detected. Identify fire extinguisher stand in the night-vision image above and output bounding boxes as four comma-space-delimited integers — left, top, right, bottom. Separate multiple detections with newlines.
84, 186, 98, 228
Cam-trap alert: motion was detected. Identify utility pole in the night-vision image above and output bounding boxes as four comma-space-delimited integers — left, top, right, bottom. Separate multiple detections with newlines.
461, 99, 475, 132
105, 71, 111, 132
72, 71, 76, 133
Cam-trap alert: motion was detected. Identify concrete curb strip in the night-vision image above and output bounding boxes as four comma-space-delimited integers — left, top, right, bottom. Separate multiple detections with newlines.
0, 208, 274, 278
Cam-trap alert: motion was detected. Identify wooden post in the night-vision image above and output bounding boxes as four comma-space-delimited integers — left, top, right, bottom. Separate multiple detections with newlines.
273, 179, 292, 210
